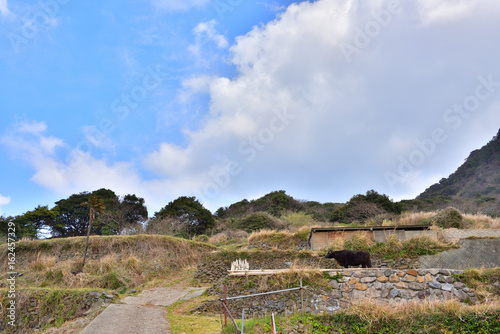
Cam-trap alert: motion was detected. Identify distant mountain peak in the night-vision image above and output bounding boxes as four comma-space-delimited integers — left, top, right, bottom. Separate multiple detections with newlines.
418, 128, 500, 200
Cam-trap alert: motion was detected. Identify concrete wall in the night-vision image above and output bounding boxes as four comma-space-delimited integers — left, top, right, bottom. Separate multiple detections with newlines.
440, 229, 500, 243
418, 239, 500, 269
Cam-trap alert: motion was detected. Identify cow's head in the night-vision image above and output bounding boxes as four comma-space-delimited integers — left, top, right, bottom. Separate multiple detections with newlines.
324, 250, 338, 259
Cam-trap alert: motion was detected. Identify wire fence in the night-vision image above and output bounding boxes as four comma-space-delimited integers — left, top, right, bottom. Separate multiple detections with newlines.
219, 279, 307, 333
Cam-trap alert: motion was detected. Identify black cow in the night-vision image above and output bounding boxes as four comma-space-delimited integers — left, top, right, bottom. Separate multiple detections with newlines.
325, 250, 371, 268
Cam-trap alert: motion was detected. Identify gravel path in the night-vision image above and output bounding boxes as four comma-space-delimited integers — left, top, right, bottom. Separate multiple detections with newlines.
80, 287, 206, 334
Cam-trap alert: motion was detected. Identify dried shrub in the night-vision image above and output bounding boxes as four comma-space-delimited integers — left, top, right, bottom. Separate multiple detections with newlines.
433, 207, 463, 229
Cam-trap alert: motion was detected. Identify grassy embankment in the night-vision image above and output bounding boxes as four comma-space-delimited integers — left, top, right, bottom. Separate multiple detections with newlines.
222, 297, 500, 333
0, 234, 219, 333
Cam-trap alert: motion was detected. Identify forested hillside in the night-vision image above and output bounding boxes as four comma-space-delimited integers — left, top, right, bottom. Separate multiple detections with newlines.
413, 128, 500, 214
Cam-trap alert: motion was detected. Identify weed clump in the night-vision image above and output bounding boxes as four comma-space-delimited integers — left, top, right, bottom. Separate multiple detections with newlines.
433, 207, 463, 228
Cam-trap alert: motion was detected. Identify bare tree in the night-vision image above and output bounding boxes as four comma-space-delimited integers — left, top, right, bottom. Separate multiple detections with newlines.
73, 195, 105, 274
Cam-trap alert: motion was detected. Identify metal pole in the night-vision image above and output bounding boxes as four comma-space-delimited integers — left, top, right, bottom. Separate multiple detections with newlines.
224, 286, 306, 300
300, 278, 304, 316
223, 285, 227, 327
271, 312, 276, 334
241, 309, 245, 334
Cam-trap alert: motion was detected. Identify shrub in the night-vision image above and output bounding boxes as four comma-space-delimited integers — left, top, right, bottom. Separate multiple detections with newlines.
344, 231, 374, 251
281, 211, 316, 230
100, 271, 125, 289
433, 207, 463, 228
236, 212, 284, 233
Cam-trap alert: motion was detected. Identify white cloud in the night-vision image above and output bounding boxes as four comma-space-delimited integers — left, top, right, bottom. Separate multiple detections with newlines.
150, 0, 209, 12
0, 120, 201, 215
188, 20, 228, 62
17, 120, 47, 134
145, 0, 500, 210
193, 20, 228, 49
417, 0, 478, 25
81, 126, 116, 150
0, 194, 11, 216
1, 121, 139, 200
0, 0, 11, 16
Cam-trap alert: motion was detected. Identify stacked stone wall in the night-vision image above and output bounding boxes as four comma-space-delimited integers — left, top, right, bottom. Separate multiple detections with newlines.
194, 250, 337, 283
198, 269, 477, 318
194, 251, 424, 284
324, 268, 476, 309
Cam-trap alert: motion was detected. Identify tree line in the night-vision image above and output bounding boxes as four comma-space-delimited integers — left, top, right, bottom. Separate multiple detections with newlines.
0, 189, 149, 239
1, 188, 409, 240
0, 189, 217, 240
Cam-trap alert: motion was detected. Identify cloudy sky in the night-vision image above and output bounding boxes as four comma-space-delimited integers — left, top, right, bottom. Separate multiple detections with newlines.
1, 0, 500, 217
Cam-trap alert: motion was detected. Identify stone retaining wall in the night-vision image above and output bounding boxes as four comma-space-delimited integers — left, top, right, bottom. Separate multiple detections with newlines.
194, 250, 338, 283
324, 268, 476, 310
194, 251, 423, 284
0, 289, 112, 333
198, 269, 477, 318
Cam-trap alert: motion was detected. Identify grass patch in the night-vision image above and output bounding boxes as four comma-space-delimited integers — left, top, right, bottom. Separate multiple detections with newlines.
222, 300, 500, 333
281, 211, 317, 230
166, 291, 221, 334
247, 227, 310, 250
0, 234, 218, 291
0, 287, 112, 333
454, 267, 500, 301
330, 233, 457, 260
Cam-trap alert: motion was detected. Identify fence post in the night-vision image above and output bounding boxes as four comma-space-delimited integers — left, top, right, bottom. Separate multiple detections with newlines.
300, 278, 304, 316
271, 312, 276, 334
223, 285, 228, 327
241, 308, 245, 334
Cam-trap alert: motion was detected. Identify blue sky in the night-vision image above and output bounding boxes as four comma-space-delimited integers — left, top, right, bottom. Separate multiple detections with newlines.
1, 0, 500, 218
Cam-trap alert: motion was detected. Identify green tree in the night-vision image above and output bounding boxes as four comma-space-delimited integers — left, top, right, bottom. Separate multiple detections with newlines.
52, 192, 92, 237
121, 194, 148, 226
330, 190, 400, 224
154, 196, 214, 237
97, 194, 148, 235
52, 189, 126, 237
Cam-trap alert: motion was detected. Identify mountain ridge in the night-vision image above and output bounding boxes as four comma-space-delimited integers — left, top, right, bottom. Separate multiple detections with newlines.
418, 128, 500, 200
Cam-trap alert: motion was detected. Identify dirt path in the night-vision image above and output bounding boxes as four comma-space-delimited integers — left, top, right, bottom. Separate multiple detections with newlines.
79, 287, 206, 334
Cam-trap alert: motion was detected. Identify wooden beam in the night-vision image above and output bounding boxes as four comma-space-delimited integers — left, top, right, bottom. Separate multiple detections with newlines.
227, 268, 386, 276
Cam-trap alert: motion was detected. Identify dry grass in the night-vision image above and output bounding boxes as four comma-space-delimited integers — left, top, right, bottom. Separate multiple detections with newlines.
29, 252, 57, 271
208, 230, 248, 245
459, 267, 500, 301
398, 211, 436, 225
398, 210, 500, 229
247, 228, 311, 250
462, 213, 500, 229
326, 237, 345, 251
0, 234, 217, 291
347, 298, 500, 328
